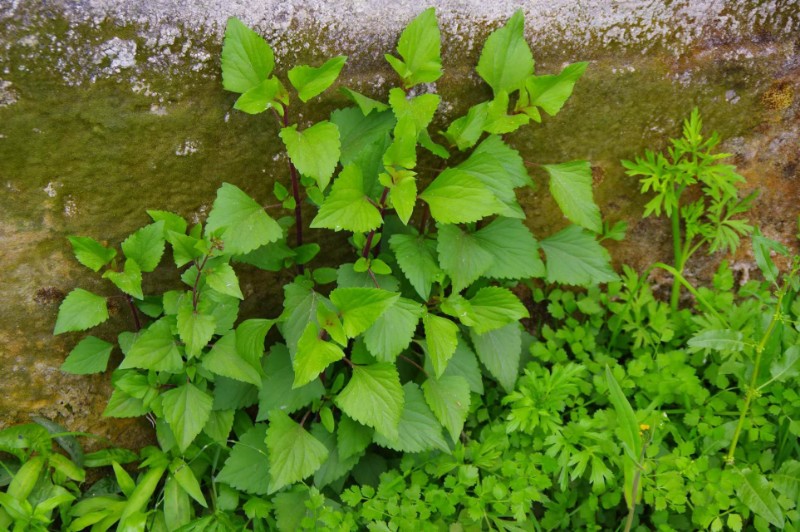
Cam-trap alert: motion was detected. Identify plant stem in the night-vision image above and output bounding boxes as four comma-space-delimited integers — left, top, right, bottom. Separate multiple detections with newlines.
725, 288, 785, 465
624, 436, 650, 532
670, 203, 684, 312
399, 354, 427, 375
362, 187, 390, 258
280, 109, 305, 264
125, 295, 141, 332
192, 254, 210, 311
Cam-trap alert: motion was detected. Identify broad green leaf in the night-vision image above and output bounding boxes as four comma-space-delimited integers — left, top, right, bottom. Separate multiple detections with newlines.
311, 424, 361, 488
465, 286, 529, 334
330, 107, 395, 169
687, 329, 746, 352
773, 460, 800, 500
317, 304, 346, 346
484, 90, 530, 134
390, 233, 441, 299
165, 230, 203, 268
437, 223, 494, 292
257, 344, 324, 421
418, 128, 450, 158
121, 221, 165, 273
476, 10, 534, 94
103, 258, 143, 299
385, 7, 442, 86
170, 458, 207, 507
525, 62, 588, 116
48, 451, 84, 483
68, 236, 116, 272
280, 121, 341, 191
61, 336, 114, 375
330, 287, 400, 338
203, 409, 235, 443
769, 345, 800, 382
293, 323, 345, 387
337, 263, 400, 291
234, 77, 283, 114
205, 262, 243, 300
204, 289, 240, 336
336, 363, 404, 440
544, 160, 602, 233
735, 469, 784, 528
419, 169, 500, 224
54, 288, 109, 334
310, 164, 382, 233
473, 217, 545, 279
470, 322, 521, 392
221, 17, 274, 94
338, 414, 374, 462
280, 280, 322, 357
177, 304, 216, 358
387, 171, 417, 224
161, 383, 213, 452
202, 331, 261, 386
374, 382, 448, 453
423, 337, 484, 394
288, 56, 347, 102
422, 375, 470, 441
217, 424, 270, 495
236, 318, 273, 370
205, 183, 282, 255
339, 87, 389, 115
423, 313, 458, 377
266, 410, 329, 493
103, 389, 148, 417
444, 102, 489, 151
163, 477, 191, 530
605, 366, 641, 510
540, 225, 619, 285
388, 88, 440, 136
214, 376, 258, 411
147, 210, 187, 235
364, 298, 423, 362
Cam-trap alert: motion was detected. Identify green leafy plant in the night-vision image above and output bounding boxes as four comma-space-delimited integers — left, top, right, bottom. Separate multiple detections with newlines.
622, 109, 756, 310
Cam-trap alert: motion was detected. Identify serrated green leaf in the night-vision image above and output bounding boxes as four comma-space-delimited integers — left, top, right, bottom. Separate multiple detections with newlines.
423, 313, 458, 377
339, 88, 389, 115
234, 76, 285, 114
464, 286, 529, 334
217, 424, 270, 495
389, 88, 440, 137
422, 375, 470, 441
336, 363, 404, 440
203, 409, 234, 443
476, 10, 534, 94
337, 263, 400, 291
257, 344, 324, 421
161, 383, 213, 452
236, 318, 273, 370
389, 233, 440, 300
221, 17, 274, 94
214, 377, 258, 411
121, 221, 165, 273
444, 101, 489, 151
177, 305, 216, 358
419, 169, 500, 224
202, 331, 261, 386
205, 262, 243, 300
544, 160, 601, 233
266, 410, 328, 493
364, 297, 423, 362
470, 322, 521, 392
473, 217, 545, 279
525, 61, 588, 116
54, 288, 109, 335
311, 424, 361, 488
437, 223, 495, 292
687, 329, 746, 352
103, 258, 143, 299
330, 107, 395, 169
374, 382, 449, 453
385, 7, 442, 86
540, 225, 619, 285
293, 323, 345, 387
330, 287, 400, 338
288, 56, 347, 102
423, 337, 483, 394
61, 336, 114, 375
338, 414, 374, 462
147, 210, 187, 235
484, 90, 530, 134
735, 469, 784, 528
769, 345, 800, 382
68, 236, 116, 272
165, 230, 203, 268
103, 389, 148, 418
317, 304, 346, 346
205, 183, 282, 255
280, 121, 340, 191
310, 164, 382, 233
387, 171, 417, 225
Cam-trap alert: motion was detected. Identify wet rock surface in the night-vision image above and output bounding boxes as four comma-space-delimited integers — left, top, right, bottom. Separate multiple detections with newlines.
0, 0, 798, 449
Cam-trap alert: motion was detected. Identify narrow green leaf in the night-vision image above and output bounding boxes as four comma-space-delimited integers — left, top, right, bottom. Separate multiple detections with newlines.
280, 121, 341, 191
177, 305, 216, 358
68, 236, 116, 272
257, 344, 324, 421
103, 258, 143, 300
470, 322, 521, 392
687, 329, 746, 352
605, 366, 641, 510
330, 287, 400, 338
205, 183, 282, 255
336, 363, 404, 440
293, 322, 345, 387
540, 225, 619, 285
422, 375, 470, 441
544, 160, 602, 233
735, 469, 784, 528
420, 169, 500, 224
61, 336, 114, 375
310, 164, 382, 233
202, 331, 261, 386
170, 458, 207, 507
437, 223, 494, 292
525, 62, 588, 116
288, 56, 347, 102
217, 424, 270, 495
423, 313, 458, 377
163, 477, 191, 530
7, 455, 44, 500
473, 217, 545, 279
221, 17, 274, 94
385, 7, 442, 86
389, 233, 441, 300
266, 410, 328, 493
54, 288, 109, 335
121, 221, 165, 273
374, 382, 449, 453
118, 464, 167, 525
364, 297, 423, 362
161, 383, 213, 452
476, 10, 534, 94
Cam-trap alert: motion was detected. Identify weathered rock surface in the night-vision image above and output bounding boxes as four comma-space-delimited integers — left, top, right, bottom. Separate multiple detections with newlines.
1, 0, 798, 449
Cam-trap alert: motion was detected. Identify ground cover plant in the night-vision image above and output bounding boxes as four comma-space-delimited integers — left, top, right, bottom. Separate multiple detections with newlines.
1, 7, 799, 531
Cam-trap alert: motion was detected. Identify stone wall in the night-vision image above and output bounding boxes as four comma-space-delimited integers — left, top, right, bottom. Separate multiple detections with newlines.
1, 0, 798, 448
